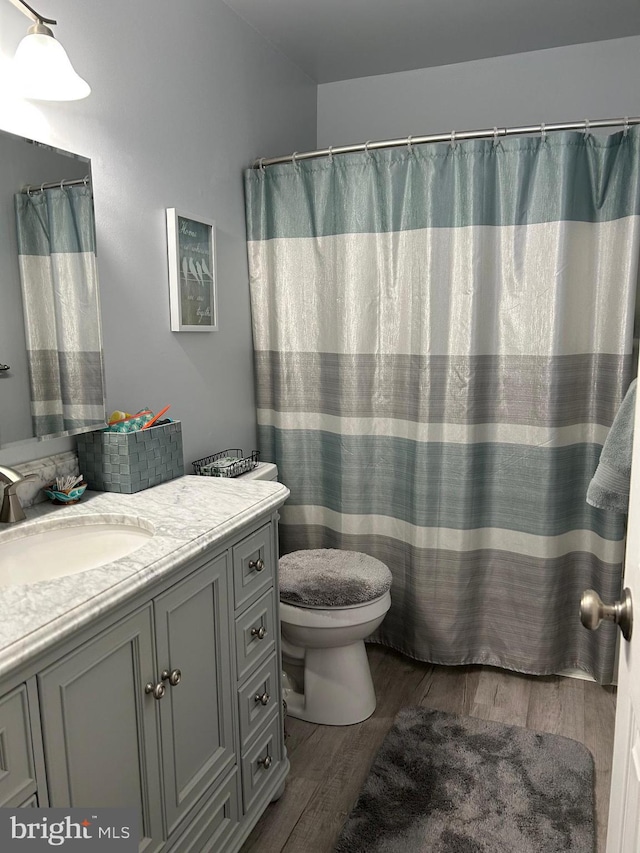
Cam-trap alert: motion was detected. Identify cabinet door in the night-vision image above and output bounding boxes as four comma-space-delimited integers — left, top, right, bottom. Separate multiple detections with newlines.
38, 607, 164, 853
0, 685, 36, 807
154, 553, 235, 836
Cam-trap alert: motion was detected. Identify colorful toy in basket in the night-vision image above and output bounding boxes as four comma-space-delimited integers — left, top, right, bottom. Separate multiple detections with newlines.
106, 409, 154, 432
105, 406, 172, 433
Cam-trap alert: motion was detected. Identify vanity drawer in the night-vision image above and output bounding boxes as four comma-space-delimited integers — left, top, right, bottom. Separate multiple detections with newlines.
235, 589, 276, 682
237, 654, 279, 751
0, 685, 36, 807
240, 713, 283, 815
233, 524, 273, 610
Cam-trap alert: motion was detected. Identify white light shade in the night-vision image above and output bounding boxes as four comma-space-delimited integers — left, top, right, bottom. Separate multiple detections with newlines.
14, 31, 90, 101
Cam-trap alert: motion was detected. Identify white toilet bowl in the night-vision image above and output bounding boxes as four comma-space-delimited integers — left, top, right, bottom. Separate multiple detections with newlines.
278, 545, 393, 726
280, 591, 391, 726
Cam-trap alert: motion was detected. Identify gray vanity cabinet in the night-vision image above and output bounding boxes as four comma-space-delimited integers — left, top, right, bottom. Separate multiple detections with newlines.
2, 505, 288, 853
37, 551, 237, 851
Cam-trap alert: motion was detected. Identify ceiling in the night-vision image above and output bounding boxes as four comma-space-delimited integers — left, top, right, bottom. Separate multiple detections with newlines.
222, 0, 640, 84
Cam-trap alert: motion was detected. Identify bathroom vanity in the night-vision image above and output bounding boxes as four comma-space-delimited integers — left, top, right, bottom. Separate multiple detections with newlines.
0, 475, 289, 852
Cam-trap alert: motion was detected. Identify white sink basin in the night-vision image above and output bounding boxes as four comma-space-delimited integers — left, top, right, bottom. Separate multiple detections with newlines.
0, 515, 154, 587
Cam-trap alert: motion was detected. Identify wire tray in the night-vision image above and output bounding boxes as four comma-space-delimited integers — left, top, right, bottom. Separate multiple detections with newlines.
192, 449, 260, 478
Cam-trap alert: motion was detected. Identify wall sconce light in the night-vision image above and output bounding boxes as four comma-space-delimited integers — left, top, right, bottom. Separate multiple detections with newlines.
8, 0, 90, 100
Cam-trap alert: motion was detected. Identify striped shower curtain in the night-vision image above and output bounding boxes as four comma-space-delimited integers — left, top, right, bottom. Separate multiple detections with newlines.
15, 185, 105, 438
244, 128, 640, 683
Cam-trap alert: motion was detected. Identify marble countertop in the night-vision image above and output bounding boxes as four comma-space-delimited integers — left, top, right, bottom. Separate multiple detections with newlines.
0, 475, 289, 681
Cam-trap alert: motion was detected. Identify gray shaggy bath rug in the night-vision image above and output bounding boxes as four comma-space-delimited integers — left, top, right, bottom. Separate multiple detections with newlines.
335, 707, 594, 853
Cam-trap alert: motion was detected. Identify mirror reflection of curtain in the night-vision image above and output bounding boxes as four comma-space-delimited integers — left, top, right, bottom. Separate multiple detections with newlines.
14, 185, 105, 438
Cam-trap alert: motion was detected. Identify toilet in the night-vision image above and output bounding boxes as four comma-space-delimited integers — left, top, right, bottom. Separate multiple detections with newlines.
238, 463, 392, 726
279, 549, 392, 726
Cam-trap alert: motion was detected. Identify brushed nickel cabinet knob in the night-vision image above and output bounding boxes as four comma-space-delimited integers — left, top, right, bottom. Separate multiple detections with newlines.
161, 668, 182, 687
251, 626, 267, 640
145, 681, 166, 700
258, 754, 272, 770
248, 558, 265, 572
254, 692, 270, 706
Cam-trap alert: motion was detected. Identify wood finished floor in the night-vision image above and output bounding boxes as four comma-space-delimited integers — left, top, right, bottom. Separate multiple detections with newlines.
241, 644, 616, 853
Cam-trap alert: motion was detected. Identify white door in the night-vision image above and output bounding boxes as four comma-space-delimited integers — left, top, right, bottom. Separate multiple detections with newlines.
604, 387, 640, 853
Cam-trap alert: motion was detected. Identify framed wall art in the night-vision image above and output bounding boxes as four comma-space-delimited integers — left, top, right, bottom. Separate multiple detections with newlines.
166, 208, 218, 331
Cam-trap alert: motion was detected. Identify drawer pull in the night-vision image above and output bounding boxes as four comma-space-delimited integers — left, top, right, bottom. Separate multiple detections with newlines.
145, 681, 166, 700
161, 668, 182, 687
251, 626, 267, 640
258, 754, 272, 770
248, 558, 265, 572
254, 691, 270, 706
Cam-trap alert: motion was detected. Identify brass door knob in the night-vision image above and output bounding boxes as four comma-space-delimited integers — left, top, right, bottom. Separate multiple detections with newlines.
251, 626, 267, 640
580, 588, 633, 641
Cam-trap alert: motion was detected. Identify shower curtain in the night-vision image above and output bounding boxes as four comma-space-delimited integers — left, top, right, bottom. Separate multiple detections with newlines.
15, 185, 105, 437
244, 128, 640, 683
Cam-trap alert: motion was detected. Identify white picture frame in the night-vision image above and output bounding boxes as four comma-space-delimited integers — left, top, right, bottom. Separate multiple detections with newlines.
166, 208, 218, 331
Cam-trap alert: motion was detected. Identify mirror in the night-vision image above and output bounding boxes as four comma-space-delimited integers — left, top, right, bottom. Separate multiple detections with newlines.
0, 128, 106, 448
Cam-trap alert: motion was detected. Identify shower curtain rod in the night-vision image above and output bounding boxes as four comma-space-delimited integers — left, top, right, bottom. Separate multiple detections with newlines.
20, 176, 90, 193
252, 115, 640, 168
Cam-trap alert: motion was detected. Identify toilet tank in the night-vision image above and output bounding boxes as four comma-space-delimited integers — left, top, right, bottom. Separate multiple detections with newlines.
239, 462, 278, 481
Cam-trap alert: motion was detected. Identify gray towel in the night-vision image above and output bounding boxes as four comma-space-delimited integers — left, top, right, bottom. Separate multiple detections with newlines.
586, 379, 636, 514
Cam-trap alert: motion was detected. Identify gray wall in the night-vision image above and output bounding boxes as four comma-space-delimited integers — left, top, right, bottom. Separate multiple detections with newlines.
318, 35, 640, 147
0, 135, 88, 445
0, 0, 316, 467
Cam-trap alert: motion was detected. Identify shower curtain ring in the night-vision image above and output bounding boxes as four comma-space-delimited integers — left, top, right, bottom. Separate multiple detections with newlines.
583, 119, 591, 138
624, 117, 630, 137
540, 123, 547, 142
291, 151, 299, 169
450, 130, 456, 149
328, 146, 334, 162
40, 182, 46, 192
492, 127, 499, 147
60, 179, 66, 189
407, 135, 413, 154
364, 140, 372, 158
258, 158, 266, 173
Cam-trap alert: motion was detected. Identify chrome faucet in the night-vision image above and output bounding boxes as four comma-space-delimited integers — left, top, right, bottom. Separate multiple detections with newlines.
0, 466, 40, 523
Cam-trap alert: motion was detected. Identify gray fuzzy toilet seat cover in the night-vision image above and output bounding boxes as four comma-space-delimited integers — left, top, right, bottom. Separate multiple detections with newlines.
279, 549, 392, 608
